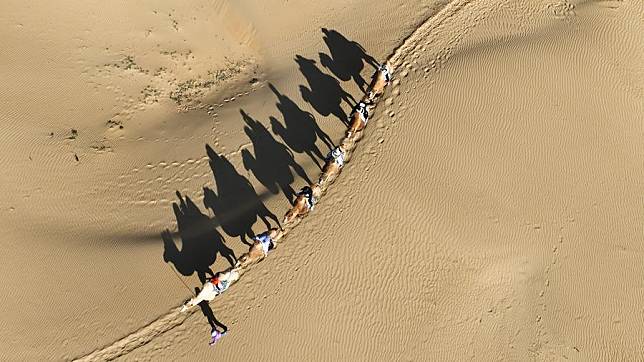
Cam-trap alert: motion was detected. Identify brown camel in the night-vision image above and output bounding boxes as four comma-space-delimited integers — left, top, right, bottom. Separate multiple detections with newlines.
283, 184, 322, 225
346, 100, 371, 140
235, 228, 283, 270
318, 146, 346, 186
366, 62, 392, 101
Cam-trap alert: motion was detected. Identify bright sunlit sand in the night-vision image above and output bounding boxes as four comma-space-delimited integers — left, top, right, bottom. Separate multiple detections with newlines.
1, 0, 643, 360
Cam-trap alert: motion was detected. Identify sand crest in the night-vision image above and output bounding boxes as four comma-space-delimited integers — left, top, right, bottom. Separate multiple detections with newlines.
1, 0, 643, 360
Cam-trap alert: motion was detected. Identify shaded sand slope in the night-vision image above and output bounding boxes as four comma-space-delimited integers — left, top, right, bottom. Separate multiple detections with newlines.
123, 0, 644, 360
0, 0, 441, 360
1, 1, 260, 359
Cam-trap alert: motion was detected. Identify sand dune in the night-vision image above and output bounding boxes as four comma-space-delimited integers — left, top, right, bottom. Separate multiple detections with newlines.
1, 0, 643, 360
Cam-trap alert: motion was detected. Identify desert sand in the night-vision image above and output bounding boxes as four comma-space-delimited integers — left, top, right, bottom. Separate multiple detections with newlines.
1, 0, 643, 360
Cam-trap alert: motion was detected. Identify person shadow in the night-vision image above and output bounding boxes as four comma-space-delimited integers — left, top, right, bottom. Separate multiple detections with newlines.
162, 191, 236, 284
268, 83, 334, 170
319, 28, 379, 92
240, 109, 312, 204
295, 54, 355, 125
203, 144, 280, 246
195, 286, 228, 336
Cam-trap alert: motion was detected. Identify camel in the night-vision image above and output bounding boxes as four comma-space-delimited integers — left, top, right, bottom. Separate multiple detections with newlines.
366, 62, 392, 101
181, 268, 240, 312
318, 146, 346, 186
346, 100, 371, 140
235, 228, 283, 270
283, 184, 322, 225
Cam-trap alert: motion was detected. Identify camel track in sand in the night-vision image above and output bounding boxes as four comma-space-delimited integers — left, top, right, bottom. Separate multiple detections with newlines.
73, 0, 492, 360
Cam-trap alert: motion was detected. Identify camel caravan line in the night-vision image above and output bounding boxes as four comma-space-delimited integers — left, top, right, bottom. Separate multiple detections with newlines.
180, 62, 392, 342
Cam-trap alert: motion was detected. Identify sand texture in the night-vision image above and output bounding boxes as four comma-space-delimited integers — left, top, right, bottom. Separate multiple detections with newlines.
1, 0, 643, 360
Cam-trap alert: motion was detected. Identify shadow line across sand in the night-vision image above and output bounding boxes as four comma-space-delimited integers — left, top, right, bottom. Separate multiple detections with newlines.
80, 30, 377, 359
160, 28, 378, 346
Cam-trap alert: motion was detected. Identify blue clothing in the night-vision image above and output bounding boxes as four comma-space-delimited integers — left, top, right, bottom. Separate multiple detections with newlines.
253, 233, 273, 255
214, 279, 229, 293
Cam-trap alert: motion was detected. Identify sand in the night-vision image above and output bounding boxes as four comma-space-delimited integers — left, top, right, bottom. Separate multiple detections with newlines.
1, 0, 643, 360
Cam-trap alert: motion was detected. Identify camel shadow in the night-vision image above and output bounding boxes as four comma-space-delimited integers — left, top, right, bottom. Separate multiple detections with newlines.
268, 83, 334, 170
240, 109, 312, 204
203, 144, 280, 246
295, 54, 355, 125
162, 191, 236, 284
319, 28, 378, 92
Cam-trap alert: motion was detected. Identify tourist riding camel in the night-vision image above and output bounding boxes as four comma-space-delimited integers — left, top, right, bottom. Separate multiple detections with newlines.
235, 228, 283, 269
181, 268, 240, 312
367, 63, 392, 100
178, 54, 391, 346
318, 146, 346, 186
346, 100, 371, 140
283, 184, 321, 225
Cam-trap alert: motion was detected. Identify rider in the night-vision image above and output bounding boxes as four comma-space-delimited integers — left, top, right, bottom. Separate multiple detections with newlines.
252, 230, 276, 256
297, 185, 316, 210
326, 146, 345, 168
210, 273, 229, 293
353, 101, 369, 123
379, 63, 391, 83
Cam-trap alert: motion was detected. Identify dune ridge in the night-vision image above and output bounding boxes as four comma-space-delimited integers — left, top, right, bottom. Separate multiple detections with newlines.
70, 1, 487, 359
3, 0, 643, 360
